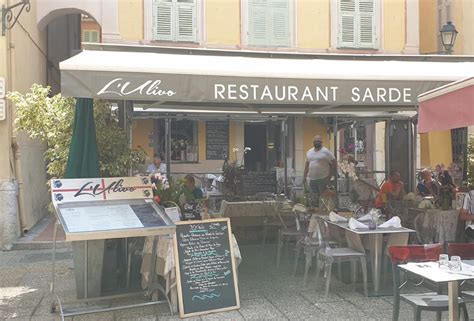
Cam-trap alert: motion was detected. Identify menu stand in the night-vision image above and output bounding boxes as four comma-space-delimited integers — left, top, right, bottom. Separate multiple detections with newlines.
49, 177, 176, 320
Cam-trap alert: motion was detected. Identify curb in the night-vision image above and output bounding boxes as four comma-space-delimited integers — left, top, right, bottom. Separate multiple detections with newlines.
11, 241, 72, 251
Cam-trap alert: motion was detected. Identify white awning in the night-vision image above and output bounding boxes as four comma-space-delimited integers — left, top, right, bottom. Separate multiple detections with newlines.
60, 50, 474, 109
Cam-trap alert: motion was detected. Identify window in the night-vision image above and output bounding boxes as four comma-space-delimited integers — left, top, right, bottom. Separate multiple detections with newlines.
82, 30, 100, 43
337, 0, 377, 49
158, 119, 198, 162
153, 0, 197, 42
248, 0, 290, 47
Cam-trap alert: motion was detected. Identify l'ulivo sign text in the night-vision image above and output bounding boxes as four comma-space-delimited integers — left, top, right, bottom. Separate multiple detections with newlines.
173, 218, 240, 318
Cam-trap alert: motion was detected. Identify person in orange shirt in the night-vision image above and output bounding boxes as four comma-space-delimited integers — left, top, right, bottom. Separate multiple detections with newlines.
374, 170, 405, 209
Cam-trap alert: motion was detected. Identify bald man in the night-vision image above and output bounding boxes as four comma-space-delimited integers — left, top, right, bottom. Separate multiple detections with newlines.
303, 135, 336, 207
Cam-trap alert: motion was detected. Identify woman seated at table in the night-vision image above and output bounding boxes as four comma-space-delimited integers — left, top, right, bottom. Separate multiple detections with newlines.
374, 170, 405, 210
416, 168, 440, 197
179, 174, 204, 220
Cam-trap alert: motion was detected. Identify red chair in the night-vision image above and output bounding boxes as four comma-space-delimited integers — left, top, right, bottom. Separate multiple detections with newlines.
388, 244, 469, 321
448, 243, 474, 260
448, 243, 474, 300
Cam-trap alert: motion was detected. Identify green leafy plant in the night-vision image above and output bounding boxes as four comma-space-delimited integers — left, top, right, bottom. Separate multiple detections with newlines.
221, 159, 244, 197
7, 84, 145, 179
462, 134, 474, 190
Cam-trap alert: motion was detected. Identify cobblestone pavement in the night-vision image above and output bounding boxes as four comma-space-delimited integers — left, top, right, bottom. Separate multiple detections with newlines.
1, 244, 474, 321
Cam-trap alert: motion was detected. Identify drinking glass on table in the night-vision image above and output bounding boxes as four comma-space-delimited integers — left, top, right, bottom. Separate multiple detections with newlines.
449, 256, 462, 272
439, 254, 449, 268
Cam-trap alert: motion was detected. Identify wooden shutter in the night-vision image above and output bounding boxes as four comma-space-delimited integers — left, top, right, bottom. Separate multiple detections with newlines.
176, 0, 196, 42
83, 30, 90, 43
154, 0, 173, 41
358, 0, 376, 48
339, 0, 357, 48
249, 0, 269, 46
269, 0, 290, 47
90, 31, 99, 43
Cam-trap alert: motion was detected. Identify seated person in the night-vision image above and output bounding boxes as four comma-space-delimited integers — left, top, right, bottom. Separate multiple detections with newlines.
458, 189, 474, 242
416, 168, 440, 197
374, 170, 405, 209
438, 170, 458, 194
179, 174, 204, 220
146, 154, 167, 175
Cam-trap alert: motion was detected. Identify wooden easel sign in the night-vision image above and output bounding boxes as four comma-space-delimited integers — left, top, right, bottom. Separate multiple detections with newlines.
173, 218, 240, 318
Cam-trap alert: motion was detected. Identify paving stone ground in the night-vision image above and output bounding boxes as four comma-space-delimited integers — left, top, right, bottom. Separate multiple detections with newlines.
1, 244, 474, 321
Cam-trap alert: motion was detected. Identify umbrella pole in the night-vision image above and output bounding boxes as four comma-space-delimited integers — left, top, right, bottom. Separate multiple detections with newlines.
165, 118, 171, 179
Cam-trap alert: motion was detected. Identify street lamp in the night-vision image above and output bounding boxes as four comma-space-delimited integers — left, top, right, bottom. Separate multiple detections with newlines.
440, 21, 458, 54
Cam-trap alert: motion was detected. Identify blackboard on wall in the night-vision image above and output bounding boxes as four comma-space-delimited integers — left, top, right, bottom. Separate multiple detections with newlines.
173, 218, 240, 318
238, 172, 277, 196
206, 121, 229, 160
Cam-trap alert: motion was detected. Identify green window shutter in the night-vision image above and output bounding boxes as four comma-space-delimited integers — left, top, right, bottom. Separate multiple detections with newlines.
154, 0, 173, 41
269, 0, 290, 47
83, 30, 90, 43
176, 1, 196, 42
90, 31, 99, 43
358, 0, 376, 48
339, 0, 357, 48
249, 0, 269, 46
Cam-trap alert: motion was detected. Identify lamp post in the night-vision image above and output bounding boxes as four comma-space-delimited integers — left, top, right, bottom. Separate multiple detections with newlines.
440, 21, 458, 54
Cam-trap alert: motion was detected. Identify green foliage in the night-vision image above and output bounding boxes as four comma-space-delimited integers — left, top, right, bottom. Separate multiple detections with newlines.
221, 160, 244, 196
464, 134, 474, 189
7, 84, 145, 179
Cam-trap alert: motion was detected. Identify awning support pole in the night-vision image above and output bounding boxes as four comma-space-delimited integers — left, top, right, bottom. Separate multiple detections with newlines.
282, 120, 288, 196
408, 119, 414, 192
165, 118, 171, 179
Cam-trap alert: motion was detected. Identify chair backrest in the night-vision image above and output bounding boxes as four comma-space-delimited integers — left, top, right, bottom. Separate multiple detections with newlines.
313, 216, 330, 245
388, 244, 443, 265
293, 203, 308, 232
448, 243, 474, 260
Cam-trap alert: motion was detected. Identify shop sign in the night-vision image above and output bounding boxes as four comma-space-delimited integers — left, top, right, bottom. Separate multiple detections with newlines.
51, 176, 153, 203
0, 99, 5, 121
0, 77, 5, 98
62, 70, 446, 106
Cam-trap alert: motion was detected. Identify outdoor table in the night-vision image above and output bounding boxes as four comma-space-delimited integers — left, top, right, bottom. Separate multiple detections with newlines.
414, 208, 461, 244
398, 260, 474, 321
311, 214, 415, 295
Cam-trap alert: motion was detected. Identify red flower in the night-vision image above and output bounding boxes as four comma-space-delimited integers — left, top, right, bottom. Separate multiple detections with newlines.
153, 195, 161, 204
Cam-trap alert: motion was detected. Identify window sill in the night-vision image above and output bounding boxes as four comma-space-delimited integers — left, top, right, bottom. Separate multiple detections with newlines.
171, 161, 200, 164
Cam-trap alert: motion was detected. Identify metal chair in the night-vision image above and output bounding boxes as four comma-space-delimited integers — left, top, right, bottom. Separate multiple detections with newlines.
276, 203, 306, 268
314, 217, 368, 297
388, 244, 469, 321
448, 243, 474, 300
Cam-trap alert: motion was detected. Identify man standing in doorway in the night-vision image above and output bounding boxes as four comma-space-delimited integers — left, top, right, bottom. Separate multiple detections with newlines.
303, 135, 336, 208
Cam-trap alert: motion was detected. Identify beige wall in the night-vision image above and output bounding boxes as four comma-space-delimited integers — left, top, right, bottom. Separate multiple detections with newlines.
0, 0, 49, 235
383, 0, 406, 52
419, 0, 437, 54
297, 0, 330, 49
461, 0, 474, 54
119, 0, 143, 41
206, 0, 241, 46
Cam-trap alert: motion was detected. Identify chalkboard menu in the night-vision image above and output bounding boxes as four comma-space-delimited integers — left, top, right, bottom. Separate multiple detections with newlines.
206, 121, 229, 160
238, 171, 277, 196
173, 218, 240, 317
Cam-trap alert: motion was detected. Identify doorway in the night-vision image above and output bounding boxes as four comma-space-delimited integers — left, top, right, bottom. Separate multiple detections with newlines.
244, 123, 267, 171
244, 121, 282, 172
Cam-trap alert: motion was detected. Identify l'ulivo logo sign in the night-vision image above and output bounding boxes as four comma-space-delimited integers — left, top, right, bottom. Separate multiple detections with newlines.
51, 177, 153, 203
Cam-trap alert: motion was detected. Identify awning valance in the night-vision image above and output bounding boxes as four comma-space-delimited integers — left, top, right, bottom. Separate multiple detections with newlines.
60, 50, 474, 109
418, 77, 474, 133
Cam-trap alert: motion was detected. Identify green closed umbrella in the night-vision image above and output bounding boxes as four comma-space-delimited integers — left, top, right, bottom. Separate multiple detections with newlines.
65, 98, 103, 299
65, 98, 99, 178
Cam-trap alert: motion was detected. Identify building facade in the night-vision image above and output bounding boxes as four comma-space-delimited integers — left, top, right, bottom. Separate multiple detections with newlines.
2, 0, 472, 248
